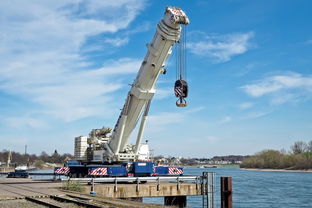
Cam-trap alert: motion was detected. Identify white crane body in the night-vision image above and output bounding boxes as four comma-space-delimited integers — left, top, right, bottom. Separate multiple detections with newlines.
75, 7, 189, 164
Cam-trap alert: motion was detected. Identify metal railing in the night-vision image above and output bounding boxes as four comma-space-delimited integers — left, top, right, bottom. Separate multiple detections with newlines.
62, 175, 198, 183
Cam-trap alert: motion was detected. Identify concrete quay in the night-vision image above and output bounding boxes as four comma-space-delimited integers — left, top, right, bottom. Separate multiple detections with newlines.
0, 178, 167, 207
0, 174, 214, 207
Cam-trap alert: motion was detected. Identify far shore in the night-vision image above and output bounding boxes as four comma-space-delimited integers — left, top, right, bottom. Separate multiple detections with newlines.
241, 168, 312, 173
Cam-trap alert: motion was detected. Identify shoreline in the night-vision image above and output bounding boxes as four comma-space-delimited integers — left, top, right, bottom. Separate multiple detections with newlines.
241, 168, 312, 173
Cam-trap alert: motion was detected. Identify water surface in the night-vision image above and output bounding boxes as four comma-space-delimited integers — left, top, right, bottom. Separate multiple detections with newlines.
144, 167, 312, 208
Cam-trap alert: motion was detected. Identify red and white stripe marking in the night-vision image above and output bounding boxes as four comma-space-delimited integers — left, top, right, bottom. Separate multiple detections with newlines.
168, 8, 184, 16
88, 168, 108, 176
174, 87, 184, 97
54, 167, 70, 174
168, 167, 183, 175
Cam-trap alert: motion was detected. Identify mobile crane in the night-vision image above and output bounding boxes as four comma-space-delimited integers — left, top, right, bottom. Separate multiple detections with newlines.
55, 6, 189, 178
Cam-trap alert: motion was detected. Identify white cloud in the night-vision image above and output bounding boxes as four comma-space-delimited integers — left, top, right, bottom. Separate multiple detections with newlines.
0, 0, 145, 122
238, 102, 254, 110
4, 117, 46, 129
147, 107, 205, 132
104, 37, 129, 47
241, 72, 312, 105
188, 32, 254, 62
241, 72, 312, 103
219, 116, 232, 124
148, 112, 185, 126
154, 87, 172, 100
0, 57, 141, 122
244, 111, 270, 119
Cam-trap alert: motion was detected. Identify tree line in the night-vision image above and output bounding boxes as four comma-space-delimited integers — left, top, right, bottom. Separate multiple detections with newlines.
0, 149, 73, 168
240, 141, 312, 170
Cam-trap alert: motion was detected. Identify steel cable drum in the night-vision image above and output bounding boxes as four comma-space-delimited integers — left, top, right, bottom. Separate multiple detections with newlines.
174, 79, 188, 107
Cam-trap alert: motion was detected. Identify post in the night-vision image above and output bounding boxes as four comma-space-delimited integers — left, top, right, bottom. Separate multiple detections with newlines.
136, 178, 140, 192
164, 196, 187, 208
202, 172, 215, 208
114, 178, 118, 192
90, 178, 97, 196
91, 178, 94, 192
157, 177, 160, 191
221, 177, 232, 208
207, 172, 215, 208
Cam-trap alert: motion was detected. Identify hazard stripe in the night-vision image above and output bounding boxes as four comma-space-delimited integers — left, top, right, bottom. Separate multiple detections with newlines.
174, 87, 184, 97
88, 168, 108, 176
168, 167, 183, 175
54, 167, 70, 174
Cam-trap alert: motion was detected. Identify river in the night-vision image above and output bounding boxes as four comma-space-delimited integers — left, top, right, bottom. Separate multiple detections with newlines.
144, 166, 312, 208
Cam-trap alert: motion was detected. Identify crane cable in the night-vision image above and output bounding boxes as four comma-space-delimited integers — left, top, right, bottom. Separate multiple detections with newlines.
174, 25, 188, 107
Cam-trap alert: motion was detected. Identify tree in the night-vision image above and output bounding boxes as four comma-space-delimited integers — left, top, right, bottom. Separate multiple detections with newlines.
291, 141, 307, 154
39, 151, 50, 162
307, 140, 312, 152
50, 149, 61, 163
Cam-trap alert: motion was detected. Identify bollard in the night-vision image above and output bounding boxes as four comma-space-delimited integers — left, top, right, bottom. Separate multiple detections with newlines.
91, 178, 94, 192
90, 178, 97, 196
195, 176, 198, 191
221, 177, 232, 208
136, 178, 140, 192
157, 177, 160, 191
114, 178, 118, 192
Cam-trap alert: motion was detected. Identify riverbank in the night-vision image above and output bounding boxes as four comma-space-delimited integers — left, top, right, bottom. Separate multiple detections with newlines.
241, 168, 312, 173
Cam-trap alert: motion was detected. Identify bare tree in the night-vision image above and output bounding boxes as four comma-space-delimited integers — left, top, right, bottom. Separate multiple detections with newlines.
291, 141, 307, 154
307, 140, 312, 152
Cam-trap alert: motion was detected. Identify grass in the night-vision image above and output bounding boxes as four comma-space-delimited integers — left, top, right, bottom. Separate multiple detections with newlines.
62, 180, 85, 192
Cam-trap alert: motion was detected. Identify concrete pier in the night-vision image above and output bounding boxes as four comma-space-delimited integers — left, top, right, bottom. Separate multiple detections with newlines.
82, 181, 201, 198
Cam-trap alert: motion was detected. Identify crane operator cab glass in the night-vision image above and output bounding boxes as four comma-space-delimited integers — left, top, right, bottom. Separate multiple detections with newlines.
174, 79, 188, 107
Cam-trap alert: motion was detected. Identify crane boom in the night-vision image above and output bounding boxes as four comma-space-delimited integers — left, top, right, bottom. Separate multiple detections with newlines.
106, 7, 189, 162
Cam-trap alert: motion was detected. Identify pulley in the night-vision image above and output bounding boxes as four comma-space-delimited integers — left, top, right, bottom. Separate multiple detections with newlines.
174, 79, 188, 107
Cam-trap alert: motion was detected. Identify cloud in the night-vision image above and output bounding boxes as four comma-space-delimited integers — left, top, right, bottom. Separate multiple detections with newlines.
241, 72, 312, 95
306, 39, 312, 44
0, 58, 141, 122
188, 32, 254, 62
147, 107, 205, 132
219, 116, 232, 124
241, 72, 312, 105
154, 87, 173, 100
244, 111, 270, 119
148, 112, 185, 126
205, 136, 219, 143
4, 117, 46, 129
0, 1, 145, 122
238, 102, 254, 110
104, 37, 129, 47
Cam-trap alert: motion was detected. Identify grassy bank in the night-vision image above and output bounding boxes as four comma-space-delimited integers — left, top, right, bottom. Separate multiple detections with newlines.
240, 150, 312, 170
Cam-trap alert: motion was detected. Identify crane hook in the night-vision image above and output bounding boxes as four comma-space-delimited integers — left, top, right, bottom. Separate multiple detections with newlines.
176, 97, 187, 107
174, 79, 188, 107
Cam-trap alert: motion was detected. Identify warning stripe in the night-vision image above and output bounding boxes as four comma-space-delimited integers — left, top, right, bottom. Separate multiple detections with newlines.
88, 168, 108, 176
168, 167, 183, 175
54, 167, 70, 174
174, 87, 184, 97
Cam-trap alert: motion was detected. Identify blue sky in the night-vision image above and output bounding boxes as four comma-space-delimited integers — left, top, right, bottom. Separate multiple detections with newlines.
1, 0, 312, 157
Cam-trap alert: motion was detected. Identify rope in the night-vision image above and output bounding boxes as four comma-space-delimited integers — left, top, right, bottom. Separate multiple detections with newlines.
175, 25, 187, 81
